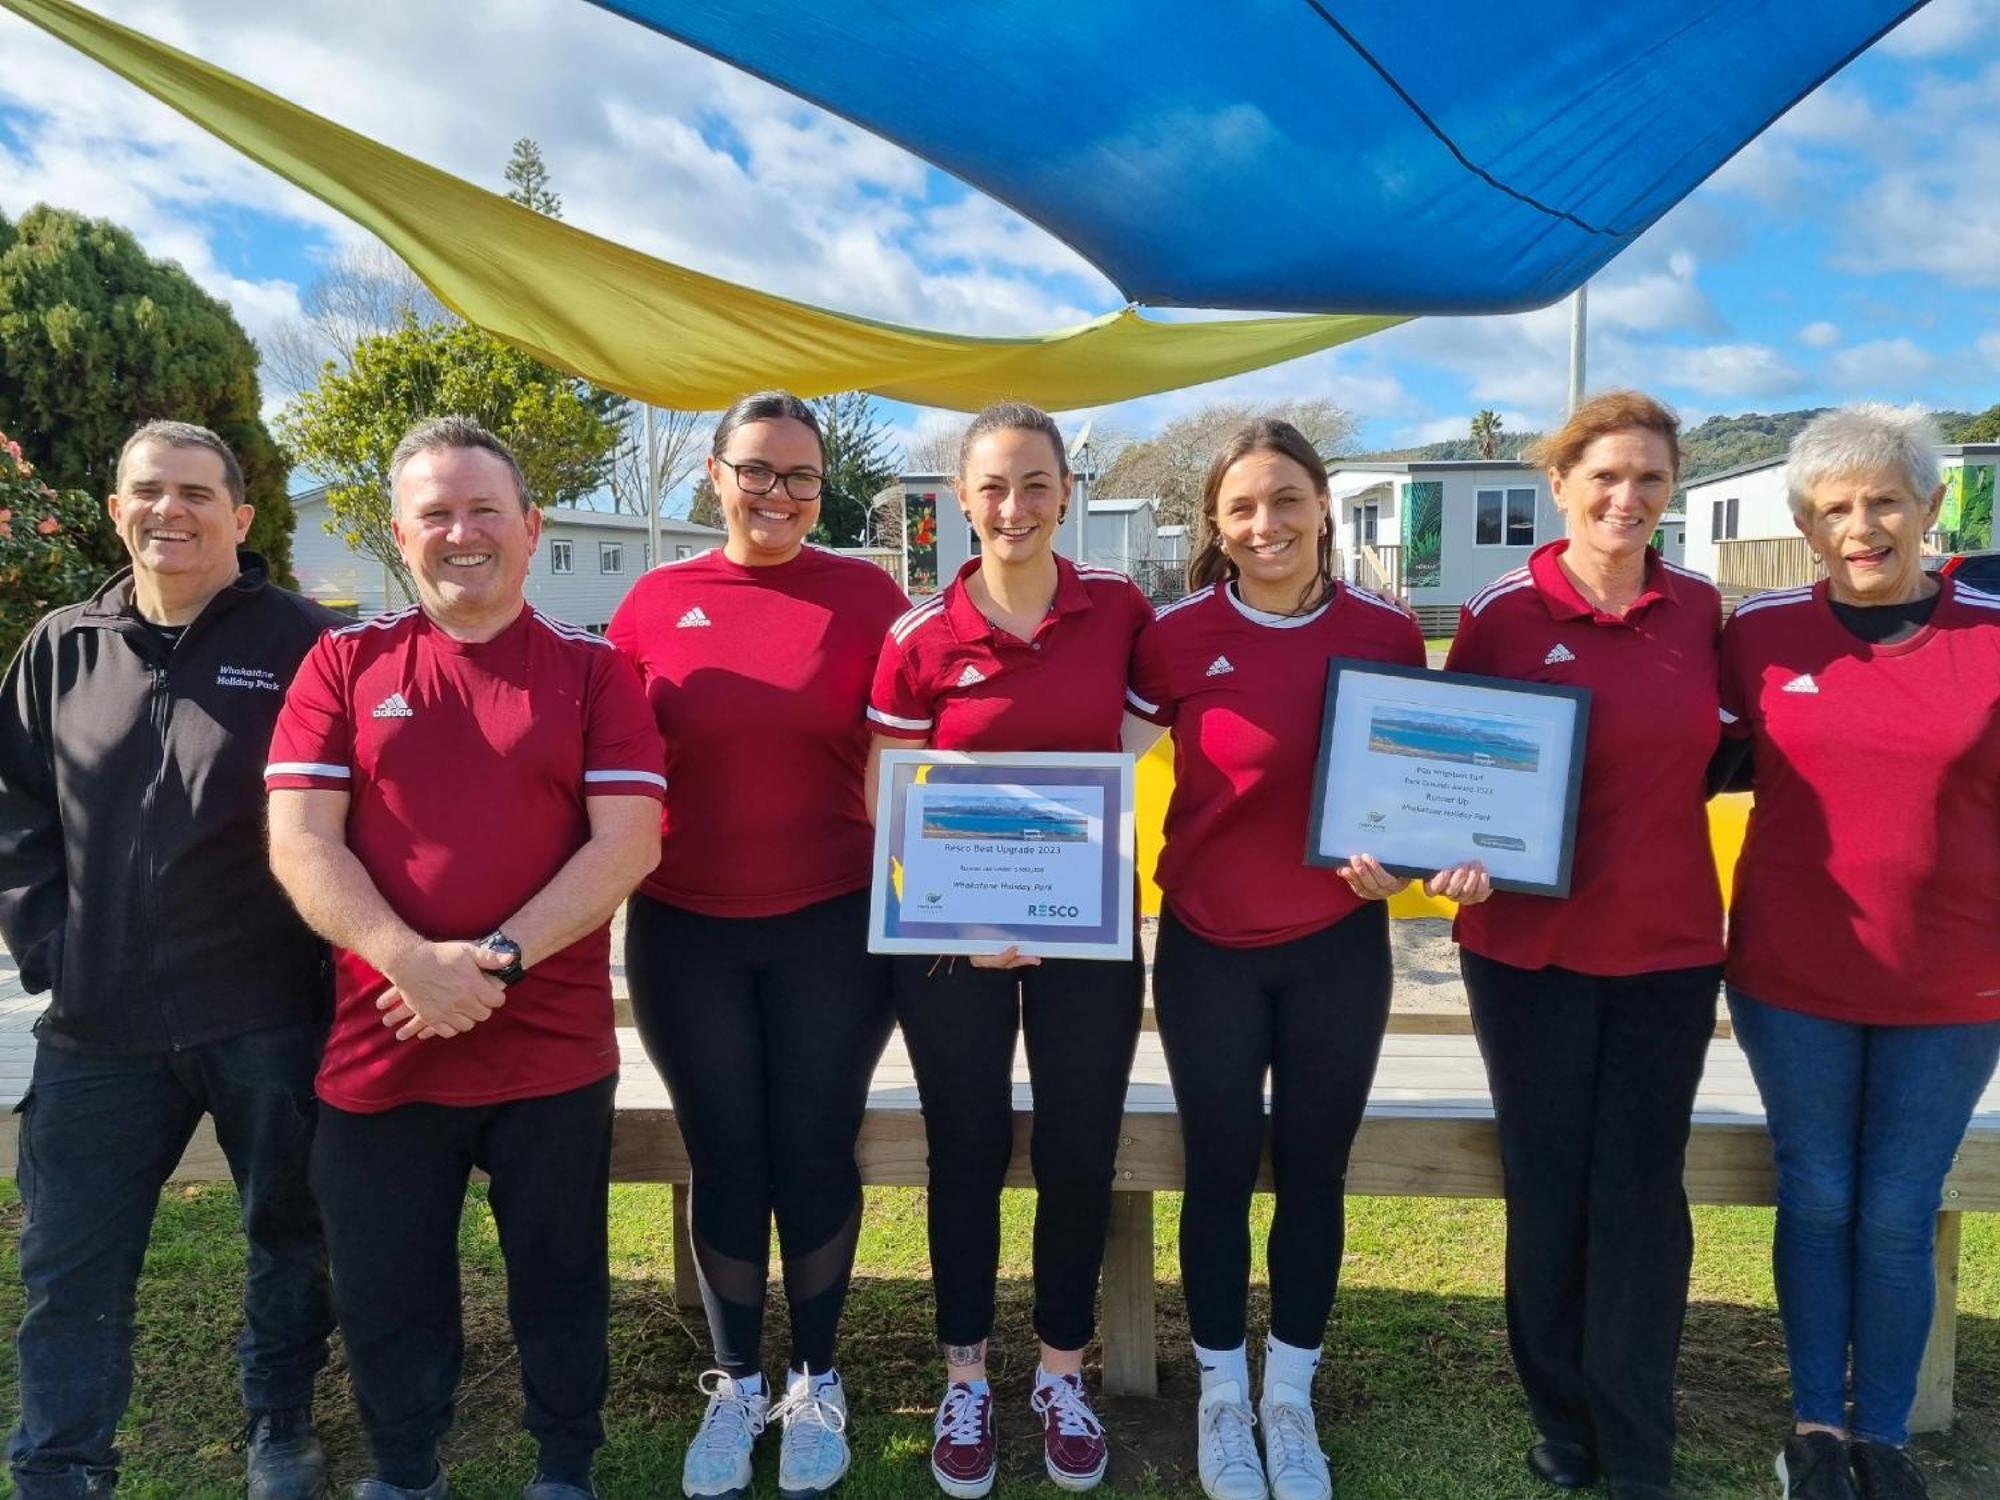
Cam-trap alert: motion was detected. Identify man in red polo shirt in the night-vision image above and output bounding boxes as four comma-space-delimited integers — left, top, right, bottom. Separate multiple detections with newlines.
266, 418, 664, 1500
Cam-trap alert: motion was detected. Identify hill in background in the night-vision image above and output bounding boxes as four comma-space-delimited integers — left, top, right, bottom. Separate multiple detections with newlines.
1357, 405, 1995, 488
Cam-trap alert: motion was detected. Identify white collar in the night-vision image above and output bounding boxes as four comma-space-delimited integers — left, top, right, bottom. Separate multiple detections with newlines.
1224, 581, 1332, 629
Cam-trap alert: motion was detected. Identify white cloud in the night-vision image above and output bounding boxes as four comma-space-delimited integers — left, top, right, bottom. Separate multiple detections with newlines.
1878, 0, 2000, 56
911, 195, 1113, 289
1651, 344, 1807, 401
1979, 330, 2000, 368
1825, 337, 1939, 390
1799, 322, 1842, 349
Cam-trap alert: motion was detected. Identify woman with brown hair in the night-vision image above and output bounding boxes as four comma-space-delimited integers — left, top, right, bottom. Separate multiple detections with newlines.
1445, 391, 1726, 1500
867, 402, 1154, 1497
1127, 419, 1487, 1500
609, 391, 912, 1500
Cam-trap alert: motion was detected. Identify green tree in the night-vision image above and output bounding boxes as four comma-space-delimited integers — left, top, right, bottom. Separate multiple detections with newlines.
1470, 409, 1503, 460
686, 473, 723, 529
0, 205, 295, 583
0, 430, 112, 662
277, 318, 621, 598
1945, 404, 2000, 443
809, 391, 899, 547
503, 137, 563, 218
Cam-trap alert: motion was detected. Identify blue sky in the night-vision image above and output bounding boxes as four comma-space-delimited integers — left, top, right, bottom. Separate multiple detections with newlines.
1, 0, 1996, 474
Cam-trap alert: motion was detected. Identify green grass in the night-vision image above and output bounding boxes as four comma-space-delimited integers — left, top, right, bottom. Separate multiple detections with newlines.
1, 1184, 1995, 1498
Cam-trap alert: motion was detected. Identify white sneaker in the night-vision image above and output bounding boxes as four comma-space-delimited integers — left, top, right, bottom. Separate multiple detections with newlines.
1196, 1382, 1267, 1500
1259, 1388, 1332, 1500
770, 1370, 851, 1500
682, 1370, 768, 1499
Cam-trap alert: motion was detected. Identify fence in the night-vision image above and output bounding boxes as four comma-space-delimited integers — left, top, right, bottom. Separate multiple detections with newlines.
1714, 537, 1820, 592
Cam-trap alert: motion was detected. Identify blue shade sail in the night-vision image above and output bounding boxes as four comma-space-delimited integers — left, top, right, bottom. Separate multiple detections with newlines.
591, 0, 1924, 314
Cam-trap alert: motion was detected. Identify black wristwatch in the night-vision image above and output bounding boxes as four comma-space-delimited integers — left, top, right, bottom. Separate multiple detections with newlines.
477, 930, 527, 988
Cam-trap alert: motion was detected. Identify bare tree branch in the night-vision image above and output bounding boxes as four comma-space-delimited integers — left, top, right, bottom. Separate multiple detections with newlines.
610, 406, 714, 516
259, 241, 447, 397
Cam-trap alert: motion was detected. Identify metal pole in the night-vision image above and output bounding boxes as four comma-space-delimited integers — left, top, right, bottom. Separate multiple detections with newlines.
642, 404, 660, 571
1568, 284, 1588, 415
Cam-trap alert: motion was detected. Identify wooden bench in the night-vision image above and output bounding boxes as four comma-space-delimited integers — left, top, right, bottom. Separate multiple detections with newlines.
1, 998, 1993, 1432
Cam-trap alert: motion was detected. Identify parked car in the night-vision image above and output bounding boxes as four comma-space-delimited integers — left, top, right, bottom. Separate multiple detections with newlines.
1932, 550, 2000, 588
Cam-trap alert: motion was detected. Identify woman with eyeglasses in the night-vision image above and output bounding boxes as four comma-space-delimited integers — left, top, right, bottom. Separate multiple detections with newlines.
608, 391, 912, 1500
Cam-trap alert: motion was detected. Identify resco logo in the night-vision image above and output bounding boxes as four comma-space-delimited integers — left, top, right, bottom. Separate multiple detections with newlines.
1026, 903, 1081, 919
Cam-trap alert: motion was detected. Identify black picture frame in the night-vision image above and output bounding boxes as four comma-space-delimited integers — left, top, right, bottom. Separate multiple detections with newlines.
1304, 659, 1592, 898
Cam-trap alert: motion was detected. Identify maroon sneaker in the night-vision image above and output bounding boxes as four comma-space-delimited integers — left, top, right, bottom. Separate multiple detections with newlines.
1031, 1372, 1108, 1491
930, 1382, 997, 1498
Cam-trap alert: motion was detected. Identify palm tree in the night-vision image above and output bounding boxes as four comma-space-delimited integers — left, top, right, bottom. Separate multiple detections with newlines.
1470, 410, 1503, 460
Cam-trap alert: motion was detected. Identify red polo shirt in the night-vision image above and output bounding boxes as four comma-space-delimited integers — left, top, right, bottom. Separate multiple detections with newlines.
1720, 578, 2000, 1025
266, 605, 666, 1113
609, 547, 910, 917
1446, 542, 1725, 976
869, 556, 1153, 752
1129, 580, 1427, 947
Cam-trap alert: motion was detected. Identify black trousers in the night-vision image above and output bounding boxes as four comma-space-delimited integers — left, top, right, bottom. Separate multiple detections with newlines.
894, 944, 1144, 1351
1153, 905, 1392, 1351
626, 889, 894, 1376
1463, 950, 1721, 1490
311, 1077, 616, 1478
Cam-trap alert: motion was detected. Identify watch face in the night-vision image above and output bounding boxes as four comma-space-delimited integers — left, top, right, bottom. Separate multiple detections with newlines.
483, 937, 523, 965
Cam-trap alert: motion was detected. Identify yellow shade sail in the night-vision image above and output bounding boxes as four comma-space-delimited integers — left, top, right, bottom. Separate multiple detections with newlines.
3, 0, 1408, 411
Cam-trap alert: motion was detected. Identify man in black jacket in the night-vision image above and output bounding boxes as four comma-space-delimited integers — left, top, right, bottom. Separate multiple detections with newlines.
0, 421, 343, 1499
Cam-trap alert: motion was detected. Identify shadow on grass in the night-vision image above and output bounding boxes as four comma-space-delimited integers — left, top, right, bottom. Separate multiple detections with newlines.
0, 1187, 1994, 1499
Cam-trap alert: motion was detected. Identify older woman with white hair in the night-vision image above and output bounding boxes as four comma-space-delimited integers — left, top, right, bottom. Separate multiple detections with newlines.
1718, 404, 2000, 1500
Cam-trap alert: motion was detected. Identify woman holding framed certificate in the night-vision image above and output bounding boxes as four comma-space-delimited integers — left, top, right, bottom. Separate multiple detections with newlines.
608, 391, 913, 1500
1444, 391, 1725, 1500
866, 402, 1154, 1497
1126, 419, 1487, 1500
1717, 405, 2000, 1500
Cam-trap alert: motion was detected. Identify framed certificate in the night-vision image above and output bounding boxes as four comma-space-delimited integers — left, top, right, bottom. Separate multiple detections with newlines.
868, 751, 1137, 960
1306, 660, 1590, 897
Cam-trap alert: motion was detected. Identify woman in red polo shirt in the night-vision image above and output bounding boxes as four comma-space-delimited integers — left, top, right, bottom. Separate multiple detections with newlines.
1127, 417, 1489, 1500
608, 391, 912, 1500
868, 402, 1153, 1498
1444, 391, 1725, 1500
1719, 405, 2000, 1500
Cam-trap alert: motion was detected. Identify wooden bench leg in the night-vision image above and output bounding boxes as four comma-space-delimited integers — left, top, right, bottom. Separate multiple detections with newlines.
1910, 1210, 1962, 1434
1100, 1190, 1158, 1397
672, 1181, 702, 1311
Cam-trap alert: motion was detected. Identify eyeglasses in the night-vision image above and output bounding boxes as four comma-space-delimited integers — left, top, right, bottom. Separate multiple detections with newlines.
716, 458, 825, 501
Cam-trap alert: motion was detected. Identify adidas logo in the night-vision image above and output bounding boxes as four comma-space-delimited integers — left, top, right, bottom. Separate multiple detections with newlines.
955, 663, 987, 687
371, 692, 414, 719
1543, 643, 1576, 666
676, 606, 712, 629
1781, 673, 1819, 695
1205, 655, 1235, 677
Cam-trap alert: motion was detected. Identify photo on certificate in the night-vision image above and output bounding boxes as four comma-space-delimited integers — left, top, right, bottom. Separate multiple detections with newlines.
868, 751, 1137, 960
1306, 660, 1590, 897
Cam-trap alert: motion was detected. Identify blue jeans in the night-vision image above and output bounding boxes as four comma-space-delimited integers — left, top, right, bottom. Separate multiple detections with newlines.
9, 1021, 334, 1498
1727, 989, 2000, 1445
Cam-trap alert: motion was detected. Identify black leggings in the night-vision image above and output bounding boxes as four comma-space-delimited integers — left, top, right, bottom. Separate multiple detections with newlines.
626, 889, 894, 1377
1463, 949, 1720, 1490
894, 946, 1144, 1351
1152, 904, 1393, 1351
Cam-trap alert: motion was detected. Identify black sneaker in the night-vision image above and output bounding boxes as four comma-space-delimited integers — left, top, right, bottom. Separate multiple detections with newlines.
1777, 1432, 1859, 1500
1851, 1442, 1928, 1500
246, 1407, 328, 1500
